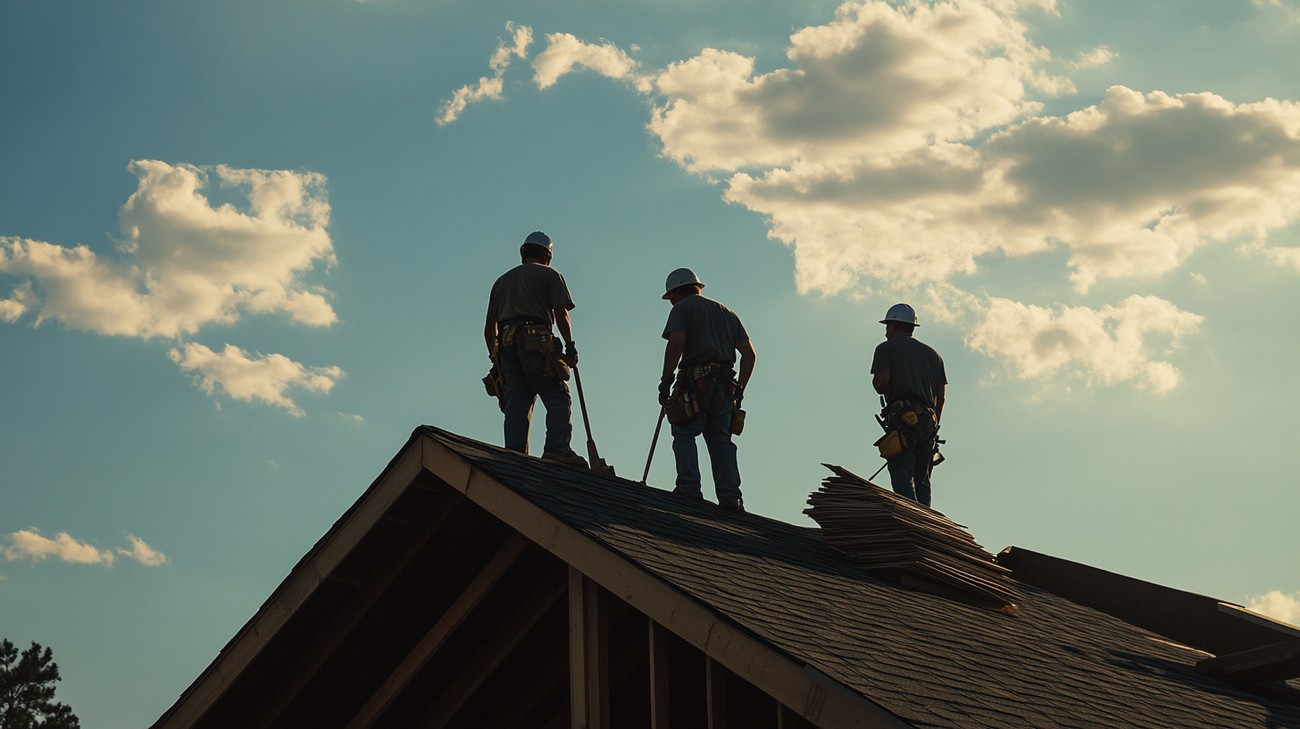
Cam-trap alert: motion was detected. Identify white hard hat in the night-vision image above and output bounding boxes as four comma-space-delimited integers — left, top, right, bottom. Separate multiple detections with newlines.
663, 268, 705, 299
880, 303, 918, 326
520, 231, 553, 257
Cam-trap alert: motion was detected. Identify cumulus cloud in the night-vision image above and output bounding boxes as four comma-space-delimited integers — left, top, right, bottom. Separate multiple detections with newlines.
1246, 590, 1300, 626
0, 160, 336, 338
0, 295, 24, 322
1067, 45, 1116, 70
1254, 243, 1300, 272
2, 529, 169, 568
650, 0, 1069, 173
0, 160, 345, 413
170, 342, 344, 416
437, 23, 533, 125
1252, 0, 1300, 22
118, 534, 170, 567
727, 86, 1300, 294
441, 0, 1300, 393
959, 293, 1204, 394
533, 33, 650, 92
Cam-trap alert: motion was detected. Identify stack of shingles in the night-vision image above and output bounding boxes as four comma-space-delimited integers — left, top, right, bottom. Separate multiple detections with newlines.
805, 463, 1022, 612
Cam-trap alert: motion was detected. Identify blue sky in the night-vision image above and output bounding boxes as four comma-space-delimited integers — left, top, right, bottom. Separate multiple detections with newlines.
3, 0, 1299, 726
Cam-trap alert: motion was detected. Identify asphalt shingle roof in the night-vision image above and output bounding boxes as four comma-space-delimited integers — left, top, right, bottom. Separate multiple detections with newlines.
423, 425, 1300, 728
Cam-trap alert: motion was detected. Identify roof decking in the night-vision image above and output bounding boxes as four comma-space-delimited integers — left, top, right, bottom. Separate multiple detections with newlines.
154, 426, 1300, 728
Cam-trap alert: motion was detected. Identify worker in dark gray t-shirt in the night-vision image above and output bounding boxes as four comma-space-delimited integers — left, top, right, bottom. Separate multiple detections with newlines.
658, 268, 756, 513
484, 231, 586, 467
870, 303, 946, 507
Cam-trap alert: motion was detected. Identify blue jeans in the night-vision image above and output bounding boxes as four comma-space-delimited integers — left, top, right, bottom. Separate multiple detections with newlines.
670, 377, 742, 503
499, 346, 575, 457
886, 414, 935, 507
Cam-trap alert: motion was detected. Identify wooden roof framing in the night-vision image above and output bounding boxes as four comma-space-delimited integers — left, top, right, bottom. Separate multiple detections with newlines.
152, 428, 903, 729
153, 426, 1300, 729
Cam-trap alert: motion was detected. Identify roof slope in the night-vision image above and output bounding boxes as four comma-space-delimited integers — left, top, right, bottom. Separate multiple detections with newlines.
421, 426, 1300, 729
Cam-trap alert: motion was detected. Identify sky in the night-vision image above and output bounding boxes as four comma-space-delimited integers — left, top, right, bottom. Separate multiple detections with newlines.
2, 0, 1299, 725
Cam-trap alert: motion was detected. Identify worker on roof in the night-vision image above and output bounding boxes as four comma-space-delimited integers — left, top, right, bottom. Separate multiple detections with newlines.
871, 303, 946, 507
658, 268, 756, 513
484, 231, 587, 468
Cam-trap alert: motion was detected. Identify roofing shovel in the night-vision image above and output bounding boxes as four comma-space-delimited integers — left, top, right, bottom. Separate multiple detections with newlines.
572, 364, 615, 476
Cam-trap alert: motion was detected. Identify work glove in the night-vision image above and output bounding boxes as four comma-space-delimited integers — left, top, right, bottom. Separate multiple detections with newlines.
564, 340, 578, 366
733, 383, 745, 405
658, 377, 673, 406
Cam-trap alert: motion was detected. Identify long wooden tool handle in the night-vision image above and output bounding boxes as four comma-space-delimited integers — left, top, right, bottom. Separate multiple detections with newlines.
641, 407, 666, 484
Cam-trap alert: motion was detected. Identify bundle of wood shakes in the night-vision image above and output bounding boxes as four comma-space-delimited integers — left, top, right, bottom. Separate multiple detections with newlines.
805, 464, 1022, 613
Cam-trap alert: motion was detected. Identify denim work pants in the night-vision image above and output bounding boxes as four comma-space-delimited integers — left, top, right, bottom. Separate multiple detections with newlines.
499, 345, 575, 457
670, 376, 742, 503
886, 414, 935, 507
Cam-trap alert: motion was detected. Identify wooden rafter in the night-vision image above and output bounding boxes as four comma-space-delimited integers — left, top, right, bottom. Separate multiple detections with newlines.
421, 566, 567, 728
248, 494, 461, 728
153, 443, 427, 729
707, 657, 728, 728
568, 568, 611, 729
649, 620, 671, 729
489, 643, 567, 729
344, 532, 531, 729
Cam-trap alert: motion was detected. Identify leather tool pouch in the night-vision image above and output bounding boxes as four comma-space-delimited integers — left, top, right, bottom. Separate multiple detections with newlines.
664, 379, 699, 426
482, 365, 505, 412
730, 407, 746, 436
874, 429, 907, 459
521, 325, 569, 381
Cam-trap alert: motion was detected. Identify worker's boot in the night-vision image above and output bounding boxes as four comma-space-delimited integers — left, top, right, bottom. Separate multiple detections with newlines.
542, 451, 590, 469
718, 498, 745, 513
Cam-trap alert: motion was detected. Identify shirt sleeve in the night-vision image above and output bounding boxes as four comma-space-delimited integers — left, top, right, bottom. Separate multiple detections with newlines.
663, 302, 688, 339
870, 341, 889, 374
486, 278, 502, 319
550, 270, 576, 311
731, 312, 749, 347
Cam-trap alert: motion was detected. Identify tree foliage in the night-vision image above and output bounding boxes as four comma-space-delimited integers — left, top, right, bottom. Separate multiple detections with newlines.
0, 640, 80, 729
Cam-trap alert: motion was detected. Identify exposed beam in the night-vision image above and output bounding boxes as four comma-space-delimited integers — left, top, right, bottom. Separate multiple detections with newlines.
491, 643, 567, 729
707, 657, 727, 729
649, 621, 671, 729
344, 532, 531, 729
779, 702, 814, 729
568, 568, 611, 729
153, 442, 427, 729
569, 569, 590, 729
423, 436, 910, 729
422, 568, 567, 728
248, 494, 461, 728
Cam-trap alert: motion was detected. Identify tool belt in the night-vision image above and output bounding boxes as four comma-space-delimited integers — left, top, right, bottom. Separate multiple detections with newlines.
482, 363, 505, 412
500, 321, 570, 381
875, 399, 937, 460
665, 363, 738, 427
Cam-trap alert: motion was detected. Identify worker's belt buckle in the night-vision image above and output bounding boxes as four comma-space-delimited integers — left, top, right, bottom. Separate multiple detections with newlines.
686, 363, 731, 380
522, 324, 551, 338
